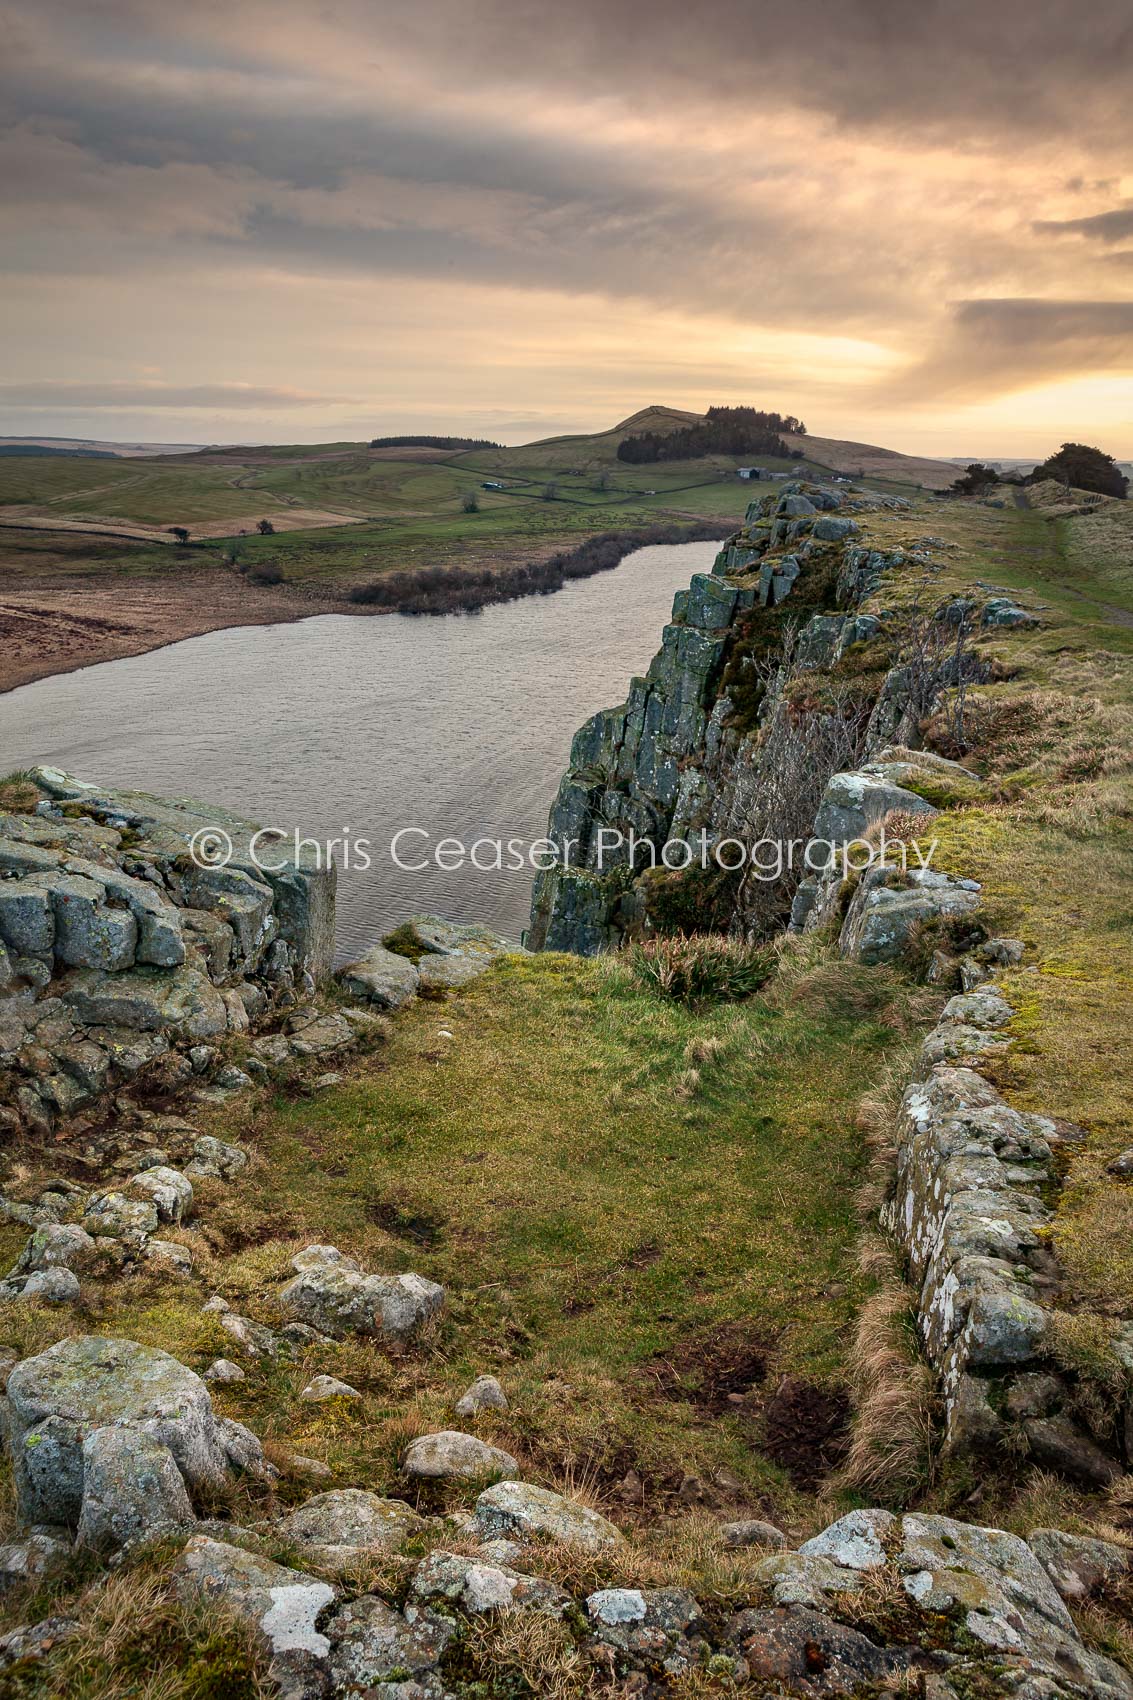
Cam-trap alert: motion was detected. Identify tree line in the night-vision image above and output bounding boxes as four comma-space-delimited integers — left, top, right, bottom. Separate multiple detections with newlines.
616, 406, 807, 465
368, 435, 503, 451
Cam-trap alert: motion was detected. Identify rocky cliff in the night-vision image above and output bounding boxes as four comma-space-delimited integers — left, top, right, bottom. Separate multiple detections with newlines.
528, 478, 982, 952
0, 768, 335, 1136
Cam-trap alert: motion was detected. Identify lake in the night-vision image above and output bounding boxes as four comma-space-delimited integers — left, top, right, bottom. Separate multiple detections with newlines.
0, 540, 720, 961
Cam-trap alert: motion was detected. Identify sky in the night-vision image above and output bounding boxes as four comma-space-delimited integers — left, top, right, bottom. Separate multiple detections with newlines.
2, 0, 1132, 457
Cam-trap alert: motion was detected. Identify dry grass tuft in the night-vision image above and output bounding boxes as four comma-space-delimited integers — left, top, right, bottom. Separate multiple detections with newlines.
835, 1264, 935, 1502
465, 1610, 595, 1700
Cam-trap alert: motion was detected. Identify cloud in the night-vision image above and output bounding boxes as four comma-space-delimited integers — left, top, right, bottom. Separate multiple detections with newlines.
1, 0, 1131, 447
0, 381, 348, 409
882, 299, 1133, 401
1035, 205, 1133, 243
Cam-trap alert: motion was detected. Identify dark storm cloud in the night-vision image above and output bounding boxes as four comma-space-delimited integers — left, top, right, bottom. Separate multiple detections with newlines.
1036, 206, 1133, 243
884, 299, 1133, 399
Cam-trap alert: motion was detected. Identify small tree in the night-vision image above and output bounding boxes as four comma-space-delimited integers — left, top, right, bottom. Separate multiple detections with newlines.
541, 482, 559, 502
950, 464, 998, 496
461, 491, 480, 514
257, 518, 275, 535
169, 525, 190, 544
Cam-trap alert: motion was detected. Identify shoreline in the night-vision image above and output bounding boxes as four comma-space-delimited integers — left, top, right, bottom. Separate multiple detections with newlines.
0, 522, 728, 700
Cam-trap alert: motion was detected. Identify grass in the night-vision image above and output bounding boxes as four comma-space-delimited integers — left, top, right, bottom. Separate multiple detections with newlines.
0, 947, 937, 1536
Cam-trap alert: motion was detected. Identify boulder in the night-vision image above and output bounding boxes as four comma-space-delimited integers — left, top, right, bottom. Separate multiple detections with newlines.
5, 1336, 259, 1526
402, 1430, 520, 1482
126, 1165, 193, 1224
278, 1244, 444, 1344
0, 1616, 78, 1675
728, 1605, 919, 1696
81, 1191, 158, 1240
585, 1586, 703, 1669
839, 868, 982, 967
203, 1359, 245, 1385
810, 771, 937, 862
1022, 1416, 1123, 1487
185, 1135, 248, 1180
12, 1223, 94, 1276
62, 965, 227, 1040
18, 1268, 80, 1304
277, 1489, 426, 1574
325, 1594, 453, 1694
75, 1426, 195, 1553
338, 944, 420, 1010
299, 1374, 360, 1403
799, 1508, 895, 1571
175, 1535, 335, 1674
753, 1550, 864, 1608
0, 1529, 71, 1591
1027, 1528, 1130, 1602
416, 954, 488, 991
720, 1519, 786, 1550
455, 1374, 508, 1417
50, 874, 138, 972
473, 1481, 625, 1550
146, 1240, 193, 1276
412, 1549, 568, 1615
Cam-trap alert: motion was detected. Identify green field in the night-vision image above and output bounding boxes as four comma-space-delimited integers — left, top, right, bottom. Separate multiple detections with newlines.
0, 408, 830, 591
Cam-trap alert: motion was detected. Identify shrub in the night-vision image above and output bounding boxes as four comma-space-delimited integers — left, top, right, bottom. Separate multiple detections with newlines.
461, 490, 480, 513
627, 934, 775, 1006
640, 863, 742, 936
247, 562, 284, 585
0, 770, 42, 813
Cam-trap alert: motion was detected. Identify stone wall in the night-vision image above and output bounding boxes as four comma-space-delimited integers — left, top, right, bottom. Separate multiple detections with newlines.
789, 756, 1131, 1482
0, 768, 335, 1136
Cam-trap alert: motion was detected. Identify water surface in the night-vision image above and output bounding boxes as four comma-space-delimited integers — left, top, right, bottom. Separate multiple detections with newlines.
1, 541, 719, 960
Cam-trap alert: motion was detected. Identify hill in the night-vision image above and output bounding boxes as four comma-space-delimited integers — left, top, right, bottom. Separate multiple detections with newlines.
782, 430, 959, 489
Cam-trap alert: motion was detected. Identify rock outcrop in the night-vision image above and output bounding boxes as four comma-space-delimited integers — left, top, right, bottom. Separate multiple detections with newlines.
0, 769, 335, 1134
5, 1336, 268, 1542
527, 481, 970, 954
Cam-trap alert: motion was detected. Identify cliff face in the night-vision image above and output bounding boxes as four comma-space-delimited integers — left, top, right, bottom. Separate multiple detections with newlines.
0, 770, 335, 1136
527, 478, 928, 953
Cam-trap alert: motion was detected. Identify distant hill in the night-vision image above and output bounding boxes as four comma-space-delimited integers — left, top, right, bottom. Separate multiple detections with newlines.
782, 432, 959, 490
0, 435, 213, 458
473, 406, 708, 472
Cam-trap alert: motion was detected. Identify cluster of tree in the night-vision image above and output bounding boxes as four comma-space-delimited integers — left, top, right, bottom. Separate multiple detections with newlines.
1030, 442, 1128, 499
347, 522, 727, 616
368, 434, 503, 451
616, 406, 806, 465
952, 443, 1128, 500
